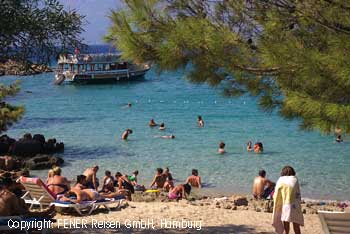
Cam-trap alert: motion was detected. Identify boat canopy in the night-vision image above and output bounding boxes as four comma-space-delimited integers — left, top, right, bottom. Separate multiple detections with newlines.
57, 53, 122, 64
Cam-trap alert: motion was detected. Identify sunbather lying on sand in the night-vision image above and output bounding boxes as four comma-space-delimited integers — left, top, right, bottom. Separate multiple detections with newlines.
59, 187, 127, 203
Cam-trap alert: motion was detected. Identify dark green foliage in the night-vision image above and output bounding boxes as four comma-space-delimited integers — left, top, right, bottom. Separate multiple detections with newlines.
0, 0, 85, 65
106, 0, 350, 133
0, 81, 24, 133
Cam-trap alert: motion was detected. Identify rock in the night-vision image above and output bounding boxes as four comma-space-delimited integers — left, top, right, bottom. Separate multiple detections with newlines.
233, 196, 248, 206
223, 204, 232, 209
232, 206, 237, 210
0, 60, 52, 76
24, 154, 64, 170
256, 208, 262, 212
11, 140, 44, 157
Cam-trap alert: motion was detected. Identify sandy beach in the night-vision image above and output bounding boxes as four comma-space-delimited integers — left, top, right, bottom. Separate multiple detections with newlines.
53, 200, 323, 234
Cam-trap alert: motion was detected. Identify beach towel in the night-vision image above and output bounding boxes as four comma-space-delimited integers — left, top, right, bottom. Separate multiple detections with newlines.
272, 176, 304, 234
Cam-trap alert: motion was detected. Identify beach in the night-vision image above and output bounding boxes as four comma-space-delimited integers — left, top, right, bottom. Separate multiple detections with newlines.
53, 200, 323, 234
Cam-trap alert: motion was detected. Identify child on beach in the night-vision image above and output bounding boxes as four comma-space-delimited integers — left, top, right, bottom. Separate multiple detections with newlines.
218, 142, 226, 154
168, 184, 191, 200
101, 170, 115, 193
163, 167, 174, 191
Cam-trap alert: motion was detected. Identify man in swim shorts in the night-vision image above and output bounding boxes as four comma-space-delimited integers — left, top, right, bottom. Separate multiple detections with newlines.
84, 165, 99, 190
252, 169, 275, 199
186, 169, 202, 188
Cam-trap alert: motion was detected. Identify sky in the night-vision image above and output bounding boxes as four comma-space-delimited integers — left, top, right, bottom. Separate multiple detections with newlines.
60, 0, 124, 44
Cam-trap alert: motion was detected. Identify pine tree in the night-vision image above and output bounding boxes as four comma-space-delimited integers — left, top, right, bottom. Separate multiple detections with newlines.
106, 0, 350, 134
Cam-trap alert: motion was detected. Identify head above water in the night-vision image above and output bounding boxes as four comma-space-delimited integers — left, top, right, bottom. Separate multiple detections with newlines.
247, 141, 252, 146
170, 135, 175, 139
198, 115, 202, 120
259, 169, 266, 178
183, 183, 191, 195
281, 166, 296, 176
192, 169, 199, 176
133, 170, 139, 175
219, 142, 225, 149
160, 123, 165, 127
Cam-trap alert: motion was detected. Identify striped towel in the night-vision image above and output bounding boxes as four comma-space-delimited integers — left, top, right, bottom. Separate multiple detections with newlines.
272, 176, 304, 234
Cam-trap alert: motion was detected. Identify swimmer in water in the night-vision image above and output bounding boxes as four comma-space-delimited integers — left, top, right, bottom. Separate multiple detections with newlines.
336, 135, 343, 143
121, 129, 133, 140
254, 142, 263, 153
197, 115, 204, 127
218, 142, 226, 154
247, 141, 253, 152
160, 135, 175, 139
122, 103, 132, 108
149, 119, 158, 127
159, 123, 166, 130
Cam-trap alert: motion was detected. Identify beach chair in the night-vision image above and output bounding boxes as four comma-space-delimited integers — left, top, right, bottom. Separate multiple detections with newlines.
19, 176, 56, 210
52, 196, 125, 216
318, 210, 350, 234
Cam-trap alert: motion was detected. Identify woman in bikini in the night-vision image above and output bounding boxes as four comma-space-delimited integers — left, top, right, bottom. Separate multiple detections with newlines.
47, 166, 70, 195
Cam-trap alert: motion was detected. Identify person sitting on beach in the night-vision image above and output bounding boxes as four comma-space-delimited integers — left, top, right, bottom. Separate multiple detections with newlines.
336, 135, 343, 143
149, 119, 158, 127
121, 129, 133, 140
197, 115, 204, 127
101, 170, 115, 193
159, 123, 166, 130
252, 169, 275, 199
163, 167, 174, 191
83, 165, 99, 190
150, 168, 167, 189
254, 142, 264, 153
128, 170, 139, 186
0, 176, 55, 218
247, 141, 253, 152
218, 142, 226, 154
59, 187, 128, 203
168, 184, 191, 200
73, 175, 87, 190
185, 169, 202, 188
47, 166, 70, 196
115, 172, 134, 200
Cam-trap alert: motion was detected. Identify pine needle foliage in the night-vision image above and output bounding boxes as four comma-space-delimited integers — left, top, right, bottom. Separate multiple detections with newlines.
106, 0, 350, 133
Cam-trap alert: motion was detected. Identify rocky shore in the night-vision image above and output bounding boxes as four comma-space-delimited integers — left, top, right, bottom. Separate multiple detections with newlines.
0, 133, 64, 177
0, 59, 52, 76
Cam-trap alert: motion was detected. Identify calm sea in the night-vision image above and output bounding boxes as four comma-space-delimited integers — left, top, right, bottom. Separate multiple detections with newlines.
2, 52, 349, 201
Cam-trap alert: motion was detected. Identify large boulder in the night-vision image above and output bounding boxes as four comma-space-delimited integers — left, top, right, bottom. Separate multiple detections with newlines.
24, 154, 64, 170
11, 140, 44, 157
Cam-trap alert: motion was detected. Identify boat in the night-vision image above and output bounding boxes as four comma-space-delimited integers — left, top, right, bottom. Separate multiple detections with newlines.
54, 53, 150, 85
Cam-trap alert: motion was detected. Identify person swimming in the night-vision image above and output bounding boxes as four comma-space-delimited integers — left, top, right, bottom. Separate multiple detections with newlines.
155, 135, 175, 139
149, 119, 158, 127
218, 142, 226, 154
159, 123, 166, 130
197, 115, 204, 127
336, 135, 343, 143
247, 141, 253, 152
121, 129, 133, 140
254, 142, 263, 153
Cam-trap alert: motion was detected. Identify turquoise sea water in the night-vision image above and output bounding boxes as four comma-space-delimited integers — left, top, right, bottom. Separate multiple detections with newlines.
2, 69, 350, 200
